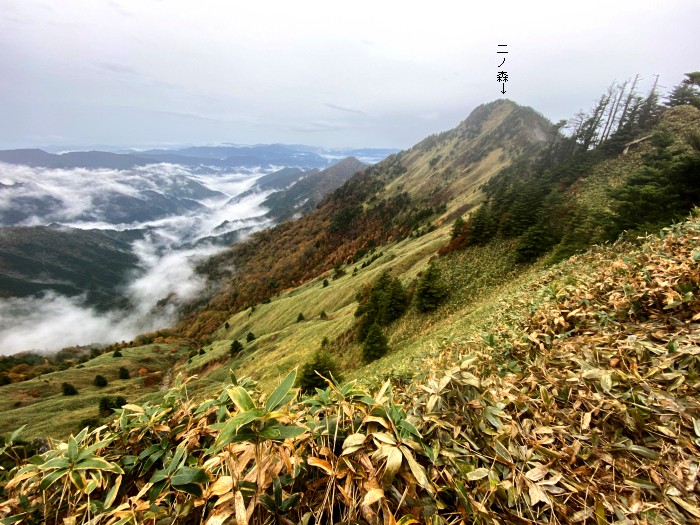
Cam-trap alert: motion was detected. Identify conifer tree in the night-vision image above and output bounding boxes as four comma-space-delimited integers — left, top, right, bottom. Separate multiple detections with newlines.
230, 340, 244, 357
451, 216, 465, 239
62, 382, 78, 396
385, 277, 408, 322
362, 323, 389, 362
118, 367, 130, 380
666, 83, 700, 109
246, 332, 256, 343
296, 351, 338, 393
415, 263, 447, 312
355, 271, 408, 340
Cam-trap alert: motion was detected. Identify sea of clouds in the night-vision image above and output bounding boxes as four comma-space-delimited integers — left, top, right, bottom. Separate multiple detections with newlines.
0, 162, 278, 355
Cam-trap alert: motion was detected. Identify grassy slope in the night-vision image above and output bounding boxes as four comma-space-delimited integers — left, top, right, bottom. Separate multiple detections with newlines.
383, 101, 548, 219
4, 213, 698, 524
184, 227, 450, 396
0, 221, 520, 439
0, 343, 188, 437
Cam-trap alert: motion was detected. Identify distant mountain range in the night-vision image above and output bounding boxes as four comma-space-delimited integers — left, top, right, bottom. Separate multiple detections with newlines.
0, 149, 373, 311
0, 144, 398, 171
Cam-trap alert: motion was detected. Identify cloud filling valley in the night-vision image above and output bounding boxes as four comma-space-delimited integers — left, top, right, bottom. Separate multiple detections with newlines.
0, 161, 276, 355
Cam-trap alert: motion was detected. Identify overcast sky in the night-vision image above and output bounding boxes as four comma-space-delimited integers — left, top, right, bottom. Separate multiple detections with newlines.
1, 0, 698, 150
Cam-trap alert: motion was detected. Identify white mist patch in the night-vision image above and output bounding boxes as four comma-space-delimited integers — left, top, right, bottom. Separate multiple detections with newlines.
127, 234, 218, 312
0, 293, 148, 353
0, 162, 280, 355
0, 243, 218, 355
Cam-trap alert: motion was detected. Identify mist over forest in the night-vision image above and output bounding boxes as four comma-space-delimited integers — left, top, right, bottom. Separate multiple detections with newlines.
0, 161, 276, 354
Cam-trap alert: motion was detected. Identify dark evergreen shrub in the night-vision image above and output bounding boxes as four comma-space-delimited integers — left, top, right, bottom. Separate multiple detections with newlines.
297, 351, 339, 394
98, 396, 113, 415
355, 271, 408, 341
99, 396, 128, 416
230, 340, 244, 357
61, 382, 78, 396
414, 263, 448, 312
451, 216, 466, 239
362, 323, 389, 362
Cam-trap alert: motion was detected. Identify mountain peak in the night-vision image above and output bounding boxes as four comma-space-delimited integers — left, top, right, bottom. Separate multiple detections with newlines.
457, 99, 549, 142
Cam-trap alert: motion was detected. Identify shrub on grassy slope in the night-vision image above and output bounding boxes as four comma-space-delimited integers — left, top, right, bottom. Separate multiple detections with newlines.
296, 351, 338, 393
414, 262, 447, 312
355, 271, 408, 340
61, 382, 78, 396
362, 323, 389, 362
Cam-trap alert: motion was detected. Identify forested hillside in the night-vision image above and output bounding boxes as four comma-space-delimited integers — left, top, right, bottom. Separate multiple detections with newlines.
0, 226, 143, 309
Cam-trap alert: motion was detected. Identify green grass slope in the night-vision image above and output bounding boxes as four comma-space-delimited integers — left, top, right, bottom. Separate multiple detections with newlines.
0, 343, 189, 438
177, 100, 549, 341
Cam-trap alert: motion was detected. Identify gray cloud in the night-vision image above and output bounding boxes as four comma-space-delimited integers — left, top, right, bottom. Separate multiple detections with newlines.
1, 1, 697, 149
94, 61, 139, 75
289, 121, 348, 133
146, 108, 227, 123
106, 0, 134, 18
0, 293, 147, 353
326, 103, 366, 115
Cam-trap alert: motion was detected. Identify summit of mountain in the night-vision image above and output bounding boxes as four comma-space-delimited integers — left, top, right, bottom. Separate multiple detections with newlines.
178, 100, 551, 337
376, 99, 550, 214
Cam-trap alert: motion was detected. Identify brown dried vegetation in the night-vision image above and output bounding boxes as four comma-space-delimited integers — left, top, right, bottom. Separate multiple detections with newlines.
2, 216, 700, 523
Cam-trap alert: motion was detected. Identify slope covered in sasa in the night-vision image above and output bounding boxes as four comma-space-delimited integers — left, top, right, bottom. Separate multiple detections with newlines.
2, 211, 699, 524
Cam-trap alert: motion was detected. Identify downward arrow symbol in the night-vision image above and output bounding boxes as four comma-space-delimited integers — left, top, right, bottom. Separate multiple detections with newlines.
501, 84, 506, 94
